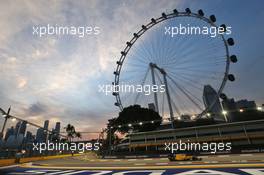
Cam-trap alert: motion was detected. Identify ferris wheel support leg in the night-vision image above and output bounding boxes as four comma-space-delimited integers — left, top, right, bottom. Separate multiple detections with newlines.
163, 73, 175, 129
150, 64, 159, 114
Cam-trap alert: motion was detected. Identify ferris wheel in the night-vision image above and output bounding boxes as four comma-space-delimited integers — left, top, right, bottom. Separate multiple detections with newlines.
113, 8, 237, 128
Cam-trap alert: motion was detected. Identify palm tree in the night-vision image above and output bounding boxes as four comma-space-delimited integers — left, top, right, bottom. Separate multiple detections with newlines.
75, 132, 82, 141
64, 124, 75, 143
64, 124, 81, 156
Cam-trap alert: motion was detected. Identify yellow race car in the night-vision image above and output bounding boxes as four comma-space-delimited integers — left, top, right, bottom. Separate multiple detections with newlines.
168, 153, 202, 161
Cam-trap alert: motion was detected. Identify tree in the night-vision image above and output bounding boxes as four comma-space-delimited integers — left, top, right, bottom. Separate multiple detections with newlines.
112, 105, 162, 133
64, 124, 81, 156
75, 132, 82, 140
229, 109, 264, 122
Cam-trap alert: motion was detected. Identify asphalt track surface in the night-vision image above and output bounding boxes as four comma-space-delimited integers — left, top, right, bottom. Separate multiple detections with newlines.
1, 153, 264, 174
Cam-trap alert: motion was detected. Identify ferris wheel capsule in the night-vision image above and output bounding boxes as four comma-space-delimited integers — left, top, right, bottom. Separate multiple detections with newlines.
210, 15, 216, 22
198, 9, 204, 16
230, 55, 238, 63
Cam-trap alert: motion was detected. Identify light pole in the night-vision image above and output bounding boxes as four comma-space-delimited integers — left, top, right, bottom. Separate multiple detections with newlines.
0, 107, 11, 138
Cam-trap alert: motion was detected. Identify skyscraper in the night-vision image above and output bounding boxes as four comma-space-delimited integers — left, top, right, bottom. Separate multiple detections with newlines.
203, 85, 225, 121
43, 120, 49, 142
25, 131, 34, 144
54, 122, 61, 141
35, 128, 44, 143
44, 120, 49, 130
14, 122, 21, 136
14, 121, 27, 137
4, 126, 14, 141
55, 122, 60, 134
36, 120, 50, 143
19, 121, 27, 136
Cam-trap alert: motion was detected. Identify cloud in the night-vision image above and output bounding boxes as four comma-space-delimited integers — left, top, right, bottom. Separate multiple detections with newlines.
17, 77, 27, 89
27, 102, 48, 115
0, 0, 183, 136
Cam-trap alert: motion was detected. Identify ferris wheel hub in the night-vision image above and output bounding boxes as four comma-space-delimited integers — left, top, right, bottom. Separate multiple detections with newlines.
149, 62, 166, 75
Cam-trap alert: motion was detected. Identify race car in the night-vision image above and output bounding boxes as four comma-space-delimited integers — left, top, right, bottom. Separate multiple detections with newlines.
168, 153, 202, 161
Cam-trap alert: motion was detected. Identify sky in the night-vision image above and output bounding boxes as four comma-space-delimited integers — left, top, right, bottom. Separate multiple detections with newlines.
0, 0, 264, 138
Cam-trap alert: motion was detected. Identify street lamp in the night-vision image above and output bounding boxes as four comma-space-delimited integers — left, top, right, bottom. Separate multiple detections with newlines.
222, 110, 228, 115
257, 106, 262, 111
0, 107, 11, 138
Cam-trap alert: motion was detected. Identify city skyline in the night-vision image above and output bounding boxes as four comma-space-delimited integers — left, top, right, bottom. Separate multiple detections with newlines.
0, 0, 264, 135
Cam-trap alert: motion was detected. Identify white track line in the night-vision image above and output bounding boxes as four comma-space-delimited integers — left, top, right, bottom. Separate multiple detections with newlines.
218, 155, 230, 157
160, 158, 168, 160
240, 154, 253, 156
144, 159, 153, 161
0, 164, 19, 169
185, 161, 192, 164
156, 162, 168, 165
99, 160, 107, 162
62, 171, 90, 175
134, 163, 146, 166
47, 170, 75, 175
179, 162, 186, 164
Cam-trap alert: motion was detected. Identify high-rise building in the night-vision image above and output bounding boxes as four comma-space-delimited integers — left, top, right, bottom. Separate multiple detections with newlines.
55, 122, 60, 134
25, 131, 34, 144
43, 120, 49, 142
236, 99, 257, 110
44, 120, 49, 130
19, 121, 27, 136
203, 85, 225, 121
53, 122, 61, 141
4, 126, 14, 141
35, 128, 44, 143
14, 122, 21, 136
14, 121, 27, 137
36, 120, 50, 143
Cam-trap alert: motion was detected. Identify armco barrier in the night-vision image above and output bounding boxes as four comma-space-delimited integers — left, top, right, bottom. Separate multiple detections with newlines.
0, 159, 15, 166
0, 153, 82, 167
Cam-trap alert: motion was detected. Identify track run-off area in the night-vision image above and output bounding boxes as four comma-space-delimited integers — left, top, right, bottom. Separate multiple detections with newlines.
1, 153, 264, 174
